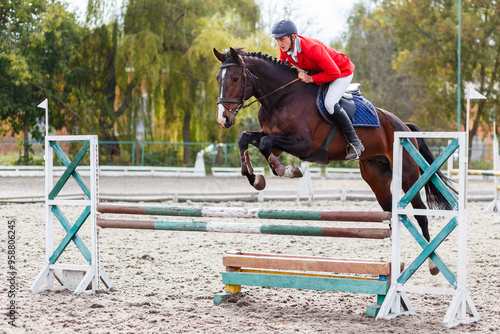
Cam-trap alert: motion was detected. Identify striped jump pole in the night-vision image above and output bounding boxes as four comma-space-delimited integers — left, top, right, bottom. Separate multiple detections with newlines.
450, 167, 500, 220
449, 169, 500, 177
97, 204, 391, 223
97, 218, 391, 239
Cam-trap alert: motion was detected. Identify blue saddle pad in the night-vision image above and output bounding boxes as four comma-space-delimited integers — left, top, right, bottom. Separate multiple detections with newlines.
316, 89, 380, 128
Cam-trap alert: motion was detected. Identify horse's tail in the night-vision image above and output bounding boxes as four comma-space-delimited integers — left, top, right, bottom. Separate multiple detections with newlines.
405, 122, 457, 210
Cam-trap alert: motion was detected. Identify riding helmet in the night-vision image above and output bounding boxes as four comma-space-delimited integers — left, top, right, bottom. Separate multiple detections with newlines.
270, 19, 298, 38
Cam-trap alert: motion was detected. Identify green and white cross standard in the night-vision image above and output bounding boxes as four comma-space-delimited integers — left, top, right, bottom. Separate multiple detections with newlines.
30, 135, 112, 293
376, 131, 480, 328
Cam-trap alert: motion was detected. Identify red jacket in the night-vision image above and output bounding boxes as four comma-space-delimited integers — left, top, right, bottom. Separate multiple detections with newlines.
279, 35, 355, 85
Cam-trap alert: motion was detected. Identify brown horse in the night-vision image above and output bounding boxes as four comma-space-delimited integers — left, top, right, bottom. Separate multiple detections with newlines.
213, 47, 455, 274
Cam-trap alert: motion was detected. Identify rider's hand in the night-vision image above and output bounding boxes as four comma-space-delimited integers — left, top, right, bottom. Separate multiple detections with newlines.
298, 72, 313, 83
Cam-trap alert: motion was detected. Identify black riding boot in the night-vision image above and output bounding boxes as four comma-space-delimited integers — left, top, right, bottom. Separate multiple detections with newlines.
332, 103, 365, 160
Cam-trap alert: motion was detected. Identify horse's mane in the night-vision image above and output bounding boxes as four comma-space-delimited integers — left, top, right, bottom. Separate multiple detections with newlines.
229, 47, 298, 76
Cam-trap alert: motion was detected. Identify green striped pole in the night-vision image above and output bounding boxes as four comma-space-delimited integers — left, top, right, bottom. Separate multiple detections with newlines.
97, 204, 391, 223
97, 218, 390, 239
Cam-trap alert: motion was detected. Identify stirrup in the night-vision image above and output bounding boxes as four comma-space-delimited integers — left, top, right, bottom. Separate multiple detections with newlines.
345, 143, 364, 160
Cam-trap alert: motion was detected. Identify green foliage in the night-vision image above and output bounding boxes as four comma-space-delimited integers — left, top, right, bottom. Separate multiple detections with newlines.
112, 0, 267, 165
0, 1, 87, 163
342, 2, 421, 121
4, 0, 497, 168
75, 21, 119, 136
0, 152, 18, 165
374, 0, 499, 141
0, 1, 44, 136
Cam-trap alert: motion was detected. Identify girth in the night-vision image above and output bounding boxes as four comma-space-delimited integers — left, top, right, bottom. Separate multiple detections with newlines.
302, 124, 339, 165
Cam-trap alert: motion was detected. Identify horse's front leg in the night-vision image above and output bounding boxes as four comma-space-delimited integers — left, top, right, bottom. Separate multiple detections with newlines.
259, 135, 307, 178
238, 131, 267, 190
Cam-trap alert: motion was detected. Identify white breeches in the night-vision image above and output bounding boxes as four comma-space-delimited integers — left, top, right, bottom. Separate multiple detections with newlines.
324, 73, 354, 114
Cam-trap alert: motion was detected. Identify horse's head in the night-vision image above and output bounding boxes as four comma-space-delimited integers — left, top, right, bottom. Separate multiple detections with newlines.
213, 47, 254, 129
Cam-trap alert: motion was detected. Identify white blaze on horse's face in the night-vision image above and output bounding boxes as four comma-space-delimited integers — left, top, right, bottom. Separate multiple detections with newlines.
217, 105, 226, 128
217, 68, 227, 128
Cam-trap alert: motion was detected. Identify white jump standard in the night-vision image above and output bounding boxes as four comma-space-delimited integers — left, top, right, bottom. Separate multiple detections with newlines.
30, 136, 112, 293
376, 132, 479, 328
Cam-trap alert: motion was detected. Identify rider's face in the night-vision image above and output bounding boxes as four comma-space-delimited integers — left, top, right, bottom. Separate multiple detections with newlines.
275, 35, 294, 52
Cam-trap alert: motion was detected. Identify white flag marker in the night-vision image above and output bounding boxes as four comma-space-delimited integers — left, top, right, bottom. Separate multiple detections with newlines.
467, 86, 487, 100
466, 86, 487, 138
37, 99, 48, 137
466, 87, 487, 138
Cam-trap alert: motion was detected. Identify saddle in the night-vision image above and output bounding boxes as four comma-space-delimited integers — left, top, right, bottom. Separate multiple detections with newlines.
316, 83, 380, 127
303, 83, 379, 164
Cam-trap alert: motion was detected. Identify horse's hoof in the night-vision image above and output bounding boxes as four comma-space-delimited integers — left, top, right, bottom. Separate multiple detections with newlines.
429, 259, 440, 276
284, 164, 303, 178
429, 267, 440, 276
253, 174, 266, 190
429, 267, 439, 276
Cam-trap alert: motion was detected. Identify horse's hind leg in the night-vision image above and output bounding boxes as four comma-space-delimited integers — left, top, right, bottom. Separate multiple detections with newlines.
238, 131, 267, 190
259, 135, 305, 178
402, 157, 440, 276
360, 157, 439, 275
359, 158, 393, 212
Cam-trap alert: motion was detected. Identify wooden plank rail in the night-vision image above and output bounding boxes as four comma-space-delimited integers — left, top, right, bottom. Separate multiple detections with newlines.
215, 251, 395, 315
222, 251, 391, 276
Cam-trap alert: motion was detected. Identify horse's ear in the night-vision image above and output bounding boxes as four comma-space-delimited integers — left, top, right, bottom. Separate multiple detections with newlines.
213, 48, 225, 63
229, 47, 241, 63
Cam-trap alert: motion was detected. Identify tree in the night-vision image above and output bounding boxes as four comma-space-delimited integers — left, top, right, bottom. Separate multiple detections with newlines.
341, 2, 422, 121
115, 0, 263, 163
0, 0, 85, 164
79, 20, 138, 155
0, 0, 296, 166
376, 0, 499, 145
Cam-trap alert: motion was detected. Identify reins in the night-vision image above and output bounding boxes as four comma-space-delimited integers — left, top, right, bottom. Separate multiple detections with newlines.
241, 77, 300, 109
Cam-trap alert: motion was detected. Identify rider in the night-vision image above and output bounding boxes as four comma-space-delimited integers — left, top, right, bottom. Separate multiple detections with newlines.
271, 19, 364, 160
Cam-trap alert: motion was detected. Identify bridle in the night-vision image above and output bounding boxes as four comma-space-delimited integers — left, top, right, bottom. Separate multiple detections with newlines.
217, 58, 300, 116
216, 61, 250, 116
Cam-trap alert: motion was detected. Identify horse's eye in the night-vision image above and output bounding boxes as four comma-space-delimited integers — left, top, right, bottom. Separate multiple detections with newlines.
232, 77, 239, 82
